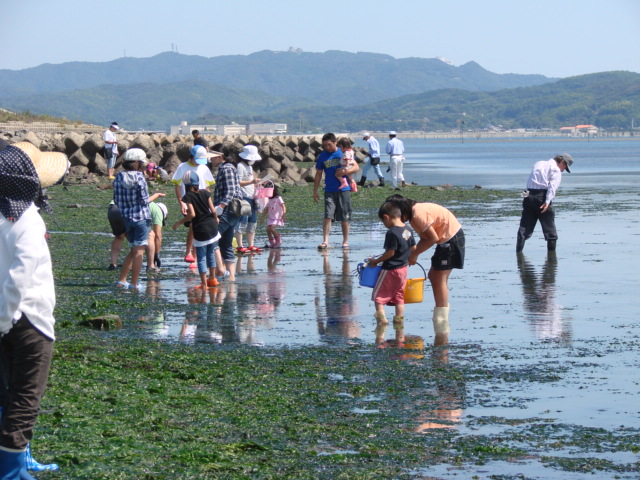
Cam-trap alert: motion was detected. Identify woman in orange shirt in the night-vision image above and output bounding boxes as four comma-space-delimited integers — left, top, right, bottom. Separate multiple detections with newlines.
385, 195, 465, 342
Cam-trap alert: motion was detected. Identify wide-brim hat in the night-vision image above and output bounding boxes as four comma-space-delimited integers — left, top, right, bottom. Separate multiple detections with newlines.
13, 142, 69, 188
239, 144, 261, 163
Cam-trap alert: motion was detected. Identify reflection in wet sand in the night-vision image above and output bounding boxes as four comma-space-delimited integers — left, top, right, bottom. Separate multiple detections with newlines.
315, 250, 360, 342
517, 251, 572, 344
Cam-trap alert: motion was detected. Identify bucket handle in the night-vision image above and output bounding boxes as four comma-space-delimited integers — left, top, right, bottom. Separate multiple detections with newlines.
410, 262, 426, 279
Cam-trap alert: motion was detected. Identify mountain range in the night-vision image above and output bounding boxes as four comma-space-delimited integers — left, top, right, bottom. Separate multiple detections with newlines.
0, 50, 638, 132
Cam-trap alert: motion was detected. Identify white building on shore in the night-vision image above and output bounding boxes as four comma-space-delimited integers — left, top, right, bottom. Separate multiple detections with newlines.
171, 121, 287, 136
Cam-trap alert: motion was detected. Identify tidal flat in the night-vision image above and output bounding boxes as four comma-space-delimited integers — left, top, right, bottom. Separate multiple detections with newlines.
31, 183, 640, 479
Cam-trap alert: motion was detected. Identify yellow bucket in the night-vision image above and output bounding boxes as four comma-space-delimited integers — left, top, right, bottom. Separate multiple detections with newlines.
404, 263, 426, 304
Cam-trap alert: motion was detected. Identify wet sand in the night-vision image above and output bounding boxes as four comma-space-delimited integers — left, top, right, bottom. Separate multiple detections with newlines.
56, 187, 640, 478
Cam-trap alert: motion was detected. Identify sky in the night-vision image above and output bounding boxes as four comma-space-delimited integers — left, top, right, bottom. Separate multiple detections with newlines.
1, 0, 639, 78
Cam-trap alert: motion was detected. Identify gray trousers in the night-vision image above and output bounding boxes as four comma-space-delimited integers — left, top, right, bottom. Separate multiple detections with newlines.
0, 315, 53, 450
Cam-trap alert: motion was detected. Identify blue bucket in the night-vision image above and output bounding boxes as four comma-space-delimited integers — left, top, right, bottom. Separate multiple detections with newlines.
357, 262, 382, 288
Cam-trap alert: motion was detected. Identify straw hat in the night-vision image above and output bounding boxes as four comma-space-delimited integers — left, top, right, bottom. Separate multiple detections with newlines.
13, 142, 69, 188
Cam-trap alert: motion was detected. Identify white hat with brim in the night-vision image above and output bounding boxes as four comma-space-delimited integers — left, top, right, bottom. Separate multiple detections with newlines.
13, 142, 69, 188
239, 145, 261, 163
123, 148, 149, 166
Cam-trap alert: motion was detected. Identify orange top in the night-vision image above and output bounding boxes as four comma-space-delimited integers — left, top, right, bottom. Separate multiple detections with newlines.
410, 203, 461, 244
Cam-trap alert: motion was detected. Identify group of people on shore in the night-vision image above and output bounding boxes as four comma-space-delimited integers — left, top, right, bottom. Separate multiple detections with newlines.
109, 134, 287, 290
0, 125, 575, 478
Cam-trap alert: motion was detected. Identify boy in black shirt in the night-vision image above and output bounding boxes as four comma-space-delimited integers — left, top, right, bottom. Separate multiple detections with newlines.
367, 202, 416, 344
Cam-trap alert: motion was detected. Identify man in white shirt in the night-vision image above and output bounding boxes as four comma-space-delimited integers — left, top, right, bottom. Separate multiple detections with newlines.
103, 122, 120, 180
516, 154, 574, 252
385, 131, 406, 189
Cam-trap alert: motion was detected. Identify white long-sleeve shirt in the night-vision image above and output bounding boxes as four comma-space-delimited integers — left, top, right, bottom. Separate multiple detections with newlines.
526, 158, 563, 204
0, 205, 56, 340
386, 137, 405, 155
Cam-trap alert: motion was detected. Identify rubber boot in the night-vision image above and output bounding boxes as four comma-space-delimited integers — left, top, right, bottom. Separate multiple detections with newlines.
516, 237, 525, 252
0, 449, 35, 480
432, 306, 450, 335
378, 177, 385, 187
25, 444, 58, 473
358, 176, 367, 186
392, 315, 404, 329
547, 239, 556, 251
338, 177, 349, 189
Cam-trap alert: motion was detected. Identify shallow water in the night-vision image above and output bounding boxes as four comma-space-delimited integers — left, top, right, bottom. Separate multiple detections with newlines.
99, 189, 639, 477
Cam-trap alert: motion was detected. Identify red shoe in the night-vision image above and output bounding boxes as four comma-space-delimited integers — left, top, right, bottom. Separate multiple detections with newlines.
248, 246, 262, 253
184, 253, 195, 263
236, 247, 250, 254
350, 180, 358, 193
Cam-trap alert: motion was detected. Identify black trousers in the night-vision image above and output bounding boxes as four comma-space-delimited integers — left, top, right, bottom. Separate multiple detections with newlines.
517, 189, 557, 242
0, 315, 53, 450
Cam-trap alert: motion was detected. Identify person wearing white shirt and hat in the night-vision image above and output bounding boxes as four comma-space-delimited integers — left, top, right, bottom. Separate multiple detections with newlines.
516, 154, 574, 252
103, 121, 120, 180
385, 131, 406, 189
235, 144, 263, 254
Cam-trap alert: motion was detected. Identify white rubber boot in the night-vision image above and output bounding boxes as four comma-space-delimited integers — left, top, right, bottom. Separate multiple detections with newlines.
432, 306, 450, 335
392, 315, 404, 329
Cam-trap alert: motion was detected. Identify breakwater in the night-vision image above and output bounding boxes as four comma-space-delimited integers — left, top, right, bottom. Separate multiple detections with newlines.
0, 130, 368, 185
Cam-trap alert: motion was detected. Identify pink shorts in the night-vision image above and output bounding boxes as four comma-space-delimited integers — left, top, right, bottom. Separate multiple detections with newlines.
371, 266, 408, 306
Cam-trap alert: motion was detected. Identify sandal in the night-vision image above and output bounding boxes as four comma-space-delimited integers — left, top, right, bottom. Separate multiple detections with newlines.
342, 244, 349, 249
115, 280, 129, 289
317, 242, 328, 250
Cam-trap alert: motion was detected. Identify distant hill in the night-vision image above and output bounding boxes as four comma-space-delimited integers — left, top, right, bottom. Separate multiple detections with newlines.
205, 71, 640, 132
1, 52, 636, 132
0, 50, 552, 106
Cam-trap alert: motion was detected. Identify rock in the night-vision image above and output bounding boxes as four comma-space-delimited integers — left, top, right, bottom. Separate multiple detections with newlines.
69, 149, 91, 167
79, 314, 122, 330
162, 153, 182, 176
91, 154, 108, 176
280, 166, 302, 183
63, 132, 84, 155
129, 134, 156, 153
68, 165, 90, 177
264, 157, 282, 174
81, 133, 103, 157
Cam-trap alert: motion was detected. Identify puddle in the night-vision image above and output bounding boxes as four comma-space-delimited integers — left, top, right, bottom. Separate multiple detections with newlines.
94, 190, 640, 477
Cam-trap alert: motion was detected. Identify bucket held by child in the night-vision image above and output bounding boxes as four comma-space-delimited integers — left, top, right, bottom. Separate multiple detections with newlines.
357, 260, 382, 288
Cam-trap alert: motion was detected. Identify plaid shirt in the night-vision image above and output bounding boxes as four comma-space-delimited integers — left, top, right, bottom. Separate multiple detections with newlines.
213, 162, 242, 206
113, 171, 151, 222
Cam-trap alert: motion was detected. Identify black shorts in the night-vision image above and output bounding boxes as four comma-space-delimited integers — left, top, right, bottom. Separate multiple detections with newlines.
324, 191, 352, 222
107, 204, 125, 237
431, 228, 465, 270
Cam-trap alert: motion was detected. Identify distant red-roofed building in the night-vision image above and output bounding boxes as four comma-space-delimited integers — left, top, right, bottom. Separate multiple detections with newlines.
560, 125, 599, 136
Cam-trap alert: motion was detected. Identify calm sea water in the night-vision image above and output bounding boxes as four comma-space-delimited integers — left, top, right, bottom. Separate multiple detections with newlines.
354, 137, 640, 189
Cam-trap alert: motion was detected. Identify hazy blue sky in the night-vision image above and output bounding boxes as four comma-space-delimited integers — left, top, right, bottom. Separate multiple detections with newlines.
1, 0, 638, 77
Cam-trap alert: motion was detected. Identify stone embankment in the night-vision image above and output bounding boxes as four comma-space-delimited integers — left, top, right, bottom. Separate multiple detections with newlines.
0, 130, 367, 185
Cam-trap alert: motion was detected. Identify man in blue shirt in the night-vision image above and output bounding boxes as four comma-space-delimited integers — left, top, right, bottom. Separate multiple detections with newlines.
358, 132, 385, 187
313, 133, 359, 249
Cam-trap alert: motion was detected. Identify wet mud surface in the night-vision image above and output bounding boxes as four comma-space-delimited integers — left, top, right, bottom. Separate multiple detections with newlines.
46, 187, 640, 478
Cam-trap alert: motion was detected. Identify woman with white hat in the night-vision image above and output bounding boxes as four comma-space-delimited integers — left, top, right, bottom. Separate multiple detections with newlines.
0, 141, 68, 480
234, 144, 263, 254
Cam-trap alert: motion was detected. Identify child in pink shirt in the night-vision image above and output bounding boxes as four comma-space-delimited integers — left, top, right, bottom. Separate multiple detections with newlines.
336, 137, 358, 192
261, 185, 286, 248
